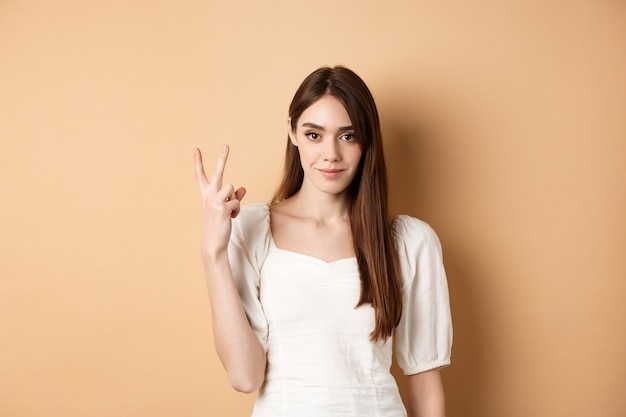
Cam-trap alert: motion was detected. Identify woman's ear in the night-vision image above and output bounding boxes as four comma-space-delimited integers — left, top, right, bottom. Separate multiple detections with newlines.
287, 118, 297, 147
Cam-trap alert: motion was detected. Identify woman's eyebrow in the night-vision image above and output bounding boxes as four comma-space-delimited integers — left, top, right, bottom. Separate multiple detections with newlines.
301, 122, 354, 131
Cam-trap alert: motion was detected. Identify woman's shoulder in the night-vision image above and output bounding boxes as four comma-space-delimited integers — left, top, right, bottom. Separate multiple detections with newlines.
391, 214, 444, 271
237, 202, 270, 221
391, 214, 447, 294
391, 214, 441, 246
231, 203, 271, 246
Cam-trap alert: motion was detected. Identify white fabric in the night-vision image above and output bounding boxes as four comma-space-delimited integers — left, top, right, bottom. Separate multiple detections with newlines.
228, 203, 452, 417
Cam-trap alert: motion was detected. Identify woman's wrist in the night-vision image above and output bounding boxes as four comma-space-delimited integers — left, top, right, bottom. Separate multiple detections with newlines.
201, 246, 229, 265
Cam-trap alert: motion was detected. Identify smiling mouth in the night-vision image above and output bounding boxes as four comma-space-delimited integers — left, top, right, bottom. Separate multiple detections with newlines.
318, 168, 345, 178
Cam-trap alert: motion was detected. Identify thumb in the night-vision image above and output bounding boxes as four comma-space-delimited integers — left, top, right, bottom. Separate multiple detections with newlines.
235, 187, 246, 202
231, 187, 247, 219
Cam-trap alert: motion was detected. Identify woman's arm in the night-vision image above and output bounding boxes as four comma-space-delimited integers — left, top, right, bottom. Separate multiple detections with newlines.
194, 146, 266, 393
407, 368, 446, 417
202, 252, 266, 393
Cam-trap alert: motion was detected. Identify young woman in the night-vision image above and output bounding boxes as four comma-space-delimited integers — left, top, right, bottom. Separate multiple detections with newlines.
194, 66, 452, 417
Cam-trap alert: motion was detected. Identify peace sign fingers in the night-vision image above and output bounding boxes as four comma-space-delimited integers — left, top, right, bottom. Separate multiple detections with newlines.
209, 145, 229, 191
193, 147, 210, 190
194, 145, 247, 256
194, 145, 231, 192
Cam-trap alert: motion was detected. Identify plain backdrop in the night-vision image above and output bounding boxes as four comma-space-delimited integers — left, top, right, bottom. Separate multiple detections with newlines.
1, 1, 625, 416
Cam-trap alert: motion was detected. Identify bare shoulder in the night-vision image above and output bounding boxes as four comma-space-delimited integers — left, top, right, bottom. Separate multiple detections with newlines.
268, 199, 298, 231
268, 199, 311, 243
268, 199, 293, 218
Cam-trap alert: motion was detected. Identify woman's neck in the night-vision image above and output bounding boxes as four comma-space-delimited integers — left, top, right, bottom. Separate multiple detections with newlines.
283, 188, 351, 224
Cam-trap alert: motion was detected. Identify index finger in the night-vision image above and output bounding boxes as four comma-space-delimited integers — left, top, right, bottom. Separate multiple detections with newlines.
193, 148, 210, 188
210, 144, 229, 190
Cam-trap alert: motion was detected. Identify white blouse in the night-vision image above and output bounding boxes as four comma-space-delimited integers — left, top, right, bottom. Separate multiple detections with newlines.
228, 203, 452, 417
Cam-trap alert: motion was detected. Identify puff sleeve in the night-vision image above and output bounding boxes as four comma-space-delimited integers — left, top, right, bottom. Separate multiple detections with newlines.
227, 203, 271, 352
392, 215, 452, 375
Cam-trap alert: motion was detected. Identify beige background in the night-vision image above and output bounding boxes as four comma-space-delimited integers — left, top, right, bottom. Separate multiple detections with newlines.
1, 1, 625, 416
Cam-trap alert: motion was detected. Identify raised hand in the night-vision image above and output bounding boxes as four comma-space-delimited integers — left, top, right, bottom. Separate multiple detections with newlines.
194, 145, 247, 258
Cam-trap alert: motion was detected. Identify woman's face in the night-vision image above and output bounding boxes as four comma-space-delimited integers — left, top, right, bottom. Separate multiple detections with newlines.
289, 95, 363, 198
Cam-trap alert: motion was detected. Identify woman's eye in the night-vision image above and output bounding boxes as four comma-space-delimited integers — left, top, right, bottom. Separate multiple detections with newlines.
305, 132, 320, 140
340, 133, 356, 142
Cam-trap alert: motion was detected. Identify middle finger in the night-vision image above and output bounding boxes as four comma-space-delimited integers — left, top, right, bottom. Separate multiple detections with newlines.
210, 145, 229, 190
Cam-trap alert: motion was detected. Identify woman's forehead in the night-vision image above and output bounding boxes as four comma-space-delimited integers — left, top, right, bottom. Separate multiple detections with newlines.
297, 95, 352, 128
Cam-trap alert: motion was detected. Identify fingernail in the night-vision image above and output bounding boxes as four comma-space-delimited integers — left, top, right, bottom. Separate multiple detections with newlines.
222, 145, 228, 153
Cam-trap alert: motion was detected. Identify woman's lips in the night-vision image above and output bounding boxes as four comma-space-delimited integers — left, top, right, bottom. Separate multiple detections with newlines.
318, 168, 345, 179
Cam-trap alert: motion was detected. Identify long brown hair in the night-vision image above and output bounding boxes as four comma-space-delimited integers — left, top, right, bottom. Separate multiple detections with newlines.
272, 66, 402, 341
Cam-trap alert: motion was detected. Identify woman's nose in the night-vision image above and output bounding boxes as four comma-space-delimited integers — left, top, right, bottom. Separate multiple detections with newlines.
323, 139, 340, 161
